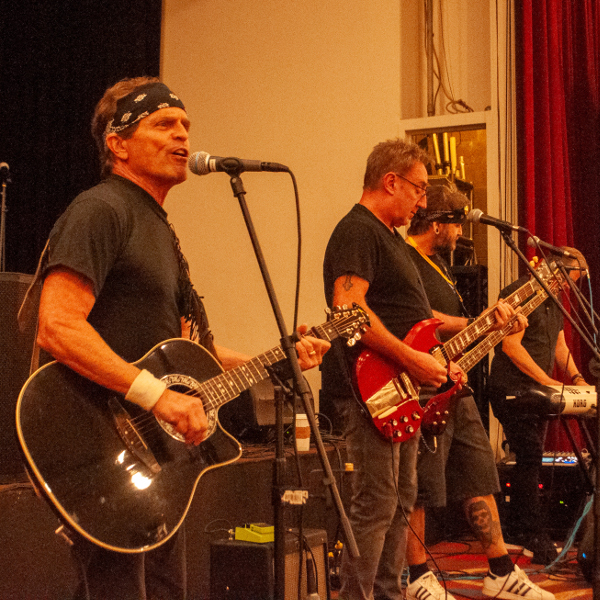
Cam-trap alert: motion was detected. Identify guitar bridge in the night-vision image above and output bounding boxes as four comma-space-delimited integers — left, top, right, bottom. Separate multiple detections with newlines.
109, 398, 162, 474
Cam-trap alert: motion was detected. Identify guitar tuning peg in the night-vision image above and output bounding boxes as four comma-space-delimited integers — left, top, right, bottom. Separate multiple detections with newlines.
347, 338, 356, 347
325, 307, 332, 315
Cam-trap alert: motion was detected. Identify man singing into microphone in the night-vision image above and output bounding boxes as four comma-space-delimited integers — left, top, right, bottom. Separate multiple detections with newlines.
30, 76, 329, 599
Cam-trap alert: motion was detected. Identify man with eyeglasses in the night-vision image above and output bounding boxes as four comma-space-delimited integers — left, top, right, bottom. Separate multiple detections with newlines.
403, 184, 554, 600
322, 138, 509, 600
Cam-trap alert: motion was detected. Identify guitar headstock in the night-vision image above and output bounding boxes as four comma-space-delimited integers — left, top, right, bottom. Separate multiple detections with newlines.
535, 259, 566, 292
326, 303, 370, 346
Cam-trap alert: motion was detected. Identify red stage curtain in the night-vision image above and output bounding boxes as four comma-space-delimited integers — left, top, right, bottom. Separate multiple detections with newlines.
516, 0, 600, 451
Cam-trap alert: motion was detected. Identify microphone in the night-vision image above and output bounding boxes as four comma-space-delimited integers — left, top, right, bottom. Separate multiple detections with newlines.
0, 162, 10, 183
527, 236, 573, 258
466, 208, 527, 233
188, 151, 288, 176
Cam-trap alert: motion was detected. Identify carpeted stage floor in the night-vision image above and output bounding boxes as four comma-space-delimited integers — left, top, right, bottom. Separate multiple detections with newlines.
331, 539, 592, 599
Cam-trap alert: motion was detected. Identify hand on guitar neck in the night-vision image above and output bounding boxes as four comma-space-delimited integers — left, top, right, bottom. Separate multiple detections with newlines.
153, 323, 330, 446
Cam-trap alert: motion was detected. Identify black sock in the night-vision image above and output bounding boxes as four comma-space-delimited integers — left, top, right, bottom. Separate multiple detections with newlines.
409, 562, 430, 582
488, 554, 514, 577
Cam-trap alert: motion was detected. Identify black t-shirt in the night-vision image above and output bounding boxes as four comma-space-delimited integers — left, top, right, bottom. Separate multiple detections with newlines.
321, 204, 433, 399
406, 245, 465, 318
488, 276, 564, 391
45, 176, 184, 362
323, 204, 433, 341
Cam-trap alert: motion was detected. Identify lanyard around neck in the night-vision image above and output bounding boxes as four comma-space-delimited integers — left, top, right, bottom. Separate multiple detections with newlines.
406, 235, 465, 306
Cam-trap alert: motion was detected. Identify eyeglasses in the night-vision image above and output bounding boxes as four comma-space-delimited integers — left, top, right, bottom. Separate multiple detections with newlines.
395, 173, 429, 198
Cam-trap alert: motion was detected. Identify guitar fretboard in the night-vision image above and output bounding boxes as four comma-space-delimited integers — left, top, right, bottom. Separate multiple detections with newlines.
197, 313, 363, 411
440, 268, 553, 364
458, 278, 559, 373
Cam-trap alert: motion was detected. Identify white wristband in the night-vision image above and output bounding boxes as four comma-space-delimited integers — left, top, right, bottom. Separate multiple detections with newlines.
125, 369, 167, 411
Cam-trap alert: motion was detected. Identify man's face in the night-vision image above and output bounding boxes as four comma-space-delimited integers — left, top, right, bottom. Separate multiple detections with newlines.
119, 107, 190, 189
391, 162, 428, 227
433, 222, 463, 253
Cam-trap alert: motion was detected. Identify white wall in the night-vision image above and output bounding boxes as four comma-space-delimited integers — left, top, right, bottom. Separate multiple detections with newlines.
161, 0, 494, 393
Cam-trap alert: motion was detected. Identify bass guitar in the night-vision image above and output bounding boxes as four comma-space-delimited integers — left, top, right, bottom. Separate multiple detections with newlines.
353, 260, 559, 441
16, 305, 368, 553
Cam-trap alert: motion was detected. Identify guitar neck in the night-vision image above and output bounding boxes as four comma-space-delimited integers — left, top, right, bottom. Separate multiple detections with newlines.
442, 276, 542, 363
458, 287, 549, 373
198, 316, 356, 412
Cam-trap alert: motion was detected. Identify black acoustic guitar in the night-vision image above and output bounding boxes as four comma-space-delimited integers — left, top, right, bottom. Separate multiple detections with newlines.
16, 305, 368, 553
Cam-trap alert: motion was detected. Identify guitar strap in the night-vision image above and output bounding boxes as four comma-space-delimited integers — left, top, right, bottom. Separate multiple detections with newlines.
406, 236, 471, 318
17, 239, 49, 375
330, 338, 373, 423
167, 221, 218, 360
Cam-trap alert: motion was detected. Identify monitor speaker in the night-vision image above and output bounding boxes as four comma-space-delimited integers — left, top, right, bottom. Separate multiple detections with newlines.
210, 528, 330, 600
0, 273, 35, 482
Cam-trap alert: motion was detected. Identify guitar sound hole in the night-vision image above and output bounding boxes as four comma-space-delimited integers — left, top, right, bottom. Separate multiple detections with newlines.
157, 373, 218, 442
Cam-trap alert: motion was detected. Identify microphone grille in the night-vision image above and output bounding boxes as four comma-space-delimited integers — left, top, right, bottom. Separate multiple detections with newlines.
466, 208, 483, 224
188, 151, 211, 176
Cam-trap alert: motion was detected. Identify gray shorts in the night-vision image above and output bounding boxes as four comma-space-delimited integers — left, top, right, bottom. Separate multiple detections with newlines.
416, 395, 500, 507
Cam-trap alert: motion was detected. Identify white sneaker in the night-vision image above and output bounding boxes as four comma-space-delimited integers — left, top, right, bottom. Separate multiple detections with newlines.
406, 571, 456, 600
482, 565, 555, 599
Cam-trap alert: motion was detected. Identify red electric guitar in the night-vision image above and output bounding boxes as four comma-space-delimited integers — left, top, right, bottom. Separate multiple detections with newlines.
422, 267, 564, 434
353, 260, 561, 441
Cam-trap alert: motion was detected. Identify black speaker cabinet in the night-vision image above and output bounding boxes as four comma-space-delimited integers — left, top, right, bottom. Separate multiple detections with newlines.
497, 459, 588, 539
0, 483, 78, 599
210, 528, 330, 600
0, 273, 35, 482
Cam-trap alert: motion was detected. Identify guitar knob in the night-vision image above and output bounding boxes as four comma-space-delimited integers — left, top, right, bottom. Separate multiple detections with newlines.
400, 416, 408, 423
393, 430, 402, 438
391, 419, 398, 427
406, 426, 414, 434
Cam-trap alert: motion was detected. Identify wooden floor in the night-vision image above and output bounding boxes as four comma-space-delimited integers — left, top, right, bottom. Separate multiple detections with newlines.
330, 539, 592, 599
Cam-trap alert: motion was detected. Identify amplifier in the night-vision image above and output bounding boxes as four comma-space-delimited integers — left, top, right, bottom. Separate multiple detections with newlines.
210, 528, 330, 600
497, 461, 588, 538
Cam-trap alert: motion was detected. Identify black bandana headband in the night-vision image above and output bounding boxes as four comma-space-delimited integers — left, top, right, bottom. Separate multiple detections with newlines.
105, 82, 186, 136
415, 205, 469, 225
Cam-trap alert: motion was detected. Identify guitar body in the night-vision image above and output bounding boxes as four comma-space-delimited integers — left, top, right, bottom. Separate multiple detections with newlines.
16, 339, 242, 554
353, 319, 443, 442
421, 377, 471, 436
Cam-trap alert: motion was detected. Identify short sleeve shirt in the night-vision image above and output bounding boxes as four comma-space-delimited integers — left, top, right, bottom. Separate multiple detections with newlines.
45, 176, 184, 362
406, 245, 465, 318
488, 276, 564, 391
323, 203, 433, 344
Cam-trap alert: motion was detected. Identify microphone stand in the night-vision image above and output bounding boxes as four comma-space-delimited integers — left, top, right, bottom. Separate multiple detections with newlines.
498, 230, 600, 598
224, 166, 359, 599
0, 178, 9, 272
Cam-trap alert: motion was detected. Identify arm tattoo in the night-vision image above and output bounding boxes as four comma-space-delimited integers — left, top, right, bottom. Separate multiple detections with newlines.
343, 274, 354, 291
